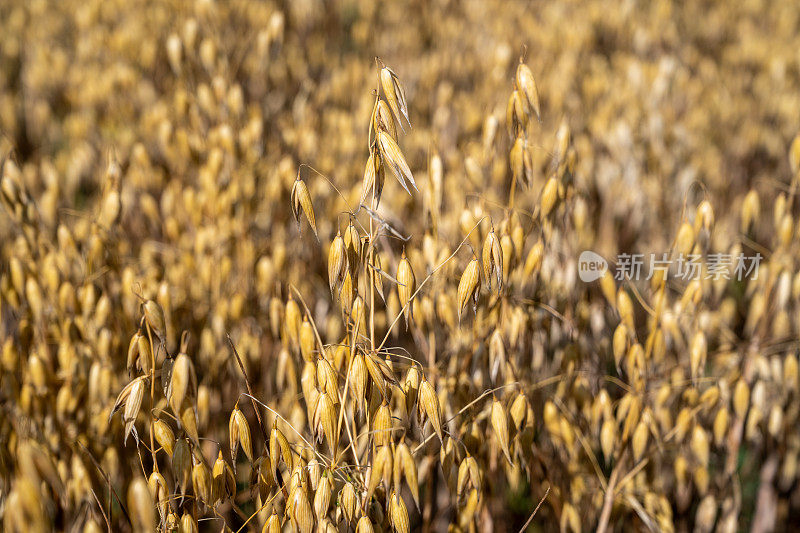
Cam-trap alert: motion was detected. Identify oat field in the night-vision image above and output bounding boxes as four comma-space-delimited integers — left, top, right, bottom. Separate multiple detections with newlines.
2, 1, 800, 532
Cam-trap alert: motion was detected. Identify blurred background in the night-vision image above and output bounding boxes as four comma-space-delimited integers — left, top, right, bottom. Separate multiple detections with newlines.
2, 0, 800, 531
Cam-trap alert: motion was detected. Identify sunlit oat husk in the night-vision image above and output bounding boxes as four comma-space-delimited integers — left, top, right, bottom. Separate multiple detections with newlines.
482, 230, 503, 291
790, 133, 800, 175
299, 316, 316, 362
418, 377, 443, 443
457, 256, 481, 321
403, 365, 421, 416
395, 440, 419, 507
540, 176, 559, 217
180, 512, 198, 533
373, 401, 393, 447
313, 472, 332, 521
365, 351, 395, 400
515, 61, 541, 122
270, 421, 292, 469
506, 90, 528, 137
350, 351, 368, 414
153, 418, 175, 456
367, 444, 393, 502
262, 512, 280, 533
328, 231, 346, 295
212, 451, 236, 505
377, 130, 417, 194
128, 477, 156, 533
290, 485, 314, 533
229, 404, 253, 465
356, 516, 375, 533
110, 376, 146, 444
397, 250, 416, 327
490, 397, 512, 464
369, 248, 385, 302
148, 471, 169, 522
144, 299, 166, 343
291, 176, 317, 237
373, 99, 398, 140
380, 66, 410, 130
191, 458, 212, 505
169, 352, 195, 414
389, 491, 410, 533
343, 221, 360, 275
339, 481, 358, 525
313, 390, 337, 451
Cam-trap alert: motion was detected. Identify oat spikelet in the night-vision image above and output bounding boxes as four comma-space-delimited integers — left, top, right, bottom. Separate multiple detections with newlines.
350, 351, 368, 414
380, 66, 410, 130
790, 133, 800, 176
128, 477, 156, 533
418, 377, 443, 443
229, 404, 253, 465
506, 90, 528, 137
328, 231, 346, 295
356, 516, 375, 533
515, 60, 541, 122
153, 418, 175, 456
314, 473, 333, 521
212, 451, 236, 505
110, 376, 146, 444
369, 248, 385, 302
490, 397, 512, 464
144, 299, 166, 344
372, 99, 398, 140
339, 481, 358, 525
313, 390, 337, 451
457, 256, 481, 321
397, 250, 416, 327
191, 458, 212, 505
482, 230, 503, 291
290, 485, 314, 533
377, 130, 417, 194
361, 146, 385, 208
291, 176, 317, 237
373, 401, 393, 447
389, 490, 410, 533
395, 440, 419, 507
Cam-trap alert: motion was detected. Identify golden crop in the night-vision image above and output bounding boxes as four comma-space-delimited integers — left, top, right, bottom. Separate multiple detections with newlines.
2, 0, 800, 532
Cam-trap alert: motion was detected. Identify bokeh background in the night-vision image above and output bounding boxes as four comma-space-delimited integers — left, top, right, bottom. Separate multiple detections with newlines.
2, 0, 800, 531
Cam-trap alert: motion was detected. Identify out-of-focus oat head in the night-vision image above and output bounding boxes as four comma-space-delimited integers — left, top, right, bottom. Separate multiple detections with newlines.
2, 0, 800, 531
